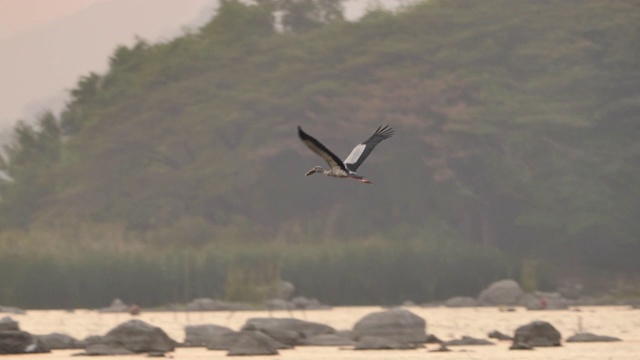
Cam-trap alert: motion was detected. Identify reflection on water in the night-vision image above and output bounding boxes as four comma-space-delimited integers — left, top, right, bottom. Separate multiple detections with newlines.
10, 306, 640, 360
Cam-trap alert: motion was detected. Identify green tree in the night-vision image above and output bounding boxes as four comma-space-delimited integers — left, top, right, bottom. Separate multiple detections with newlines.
278, 0, 344, 33
200, 0, 275, 43
0, 113, 62, 229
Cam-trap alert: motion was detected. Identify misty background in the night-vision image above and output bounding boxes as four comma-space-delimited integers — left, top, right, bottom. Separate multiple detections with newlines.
0, 0, 404, 131
0, 0, 639, 309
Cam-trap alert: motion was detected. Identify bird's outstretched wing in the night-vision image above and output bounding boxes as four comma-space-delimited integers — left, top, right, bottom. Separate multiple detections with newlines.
298, 126, 348, 173
343, 125, 394, 172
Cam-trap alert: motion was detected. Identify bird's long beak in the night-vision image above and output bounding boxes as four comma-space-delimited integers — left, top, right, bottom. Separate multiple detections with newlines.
305, 168, 317, 176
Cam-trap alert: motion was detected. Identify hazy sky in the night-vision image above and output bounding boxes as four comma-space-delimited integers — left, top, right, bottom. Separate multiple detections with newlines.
0, 0, 99, 40
0, 0, 215, 132
0, 0, 410, 135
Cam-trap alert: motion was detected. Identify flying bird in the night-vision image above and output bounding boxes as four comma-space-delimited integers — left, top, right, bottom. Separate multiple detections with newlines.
297, 125, 394, 185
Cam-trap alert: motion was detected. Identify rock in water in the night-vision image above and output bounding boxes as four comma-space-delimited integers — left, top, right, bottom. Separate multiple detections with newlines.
429, 344, 452, 352
227, 331, 279, 356
185, 298, 253, 311
103, 319, 176, 353
488, 330, 513, 341
425, 334, 443, 343
0, 317, 19, 331
206, 331, 240, 351
510, 341, 534, 350
242, 317, 335, 344
444, 336, 495, 346
566, 332, 621, 342
299, 334, 355, 346
478, 279, 524, 306
36, 333, 82, 349
184, 324, 234, 347
353, 336, 417, 350
512, 321, 561, 347
0, 306, 25, 315
77, 343, 133, 356
519, 292, 569, 310
444, 296, 479, 307
0, 331, 50, 354
352, 308, 426, 344
99, 298, 129, 313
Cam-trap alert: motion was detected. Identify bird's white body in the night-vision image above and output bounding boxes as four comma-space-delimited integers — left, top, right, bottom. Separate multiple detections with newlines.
307, 165, 350, 178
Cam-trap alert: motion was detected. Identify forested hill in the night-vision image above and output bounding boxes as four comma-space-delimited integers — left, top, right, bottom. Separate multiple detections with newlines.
1, 0, 639, 307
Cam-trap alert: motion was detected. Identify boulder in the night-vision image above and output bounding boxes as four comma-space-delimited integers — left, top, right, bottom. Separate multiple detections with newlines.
206, 331, 240, 350
264, 296, 330, 311
418, 302, 442, 308
227, 330, 279, 356
429, 344, 452, 352
147, 351, 167, 357
298, 334, 355, 346
291, 296, 331, 310
184, 324, 234, 347
444, 336, 495, 346
208, 328, 290, 351
0, 330, 49, 354
102, 319, 176, 353
242, 317, 335, 340
243, 323, 299, 346
488, 330, 513, 341
36, 332, 82, 349
512, 321, 561, 347
510, 341, 534, 350
127, 304, 141, 315
80, 335, 104, 348
478, 279, 524, 306
518, 293, 544, 310
185, 298, 253, 312
536, 292, 570, 310
75, 343, 133, 356
0, 306, 25, 315
557, 281, 583, 300
252, 280, 295, 302
444, 296, 479, 308
520, 292, 569, 310
353, 336, 417, 350
0, 317, 19, 331
270, 280, 295, 300
352, 308, 426, 344
264, 299, 291, 310
99, 298, 129, 313
566, 332, 621, 342
425, 334, 443, 343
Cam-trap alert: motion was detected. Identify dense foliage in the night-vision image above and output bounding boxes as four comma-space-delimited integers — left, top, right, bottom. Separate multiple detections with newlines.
1, 0, 639, 308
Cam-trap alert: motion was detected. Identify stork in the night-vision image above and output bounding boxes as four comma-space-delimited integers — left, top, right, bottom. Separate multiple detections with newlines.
297, 125, 394, 185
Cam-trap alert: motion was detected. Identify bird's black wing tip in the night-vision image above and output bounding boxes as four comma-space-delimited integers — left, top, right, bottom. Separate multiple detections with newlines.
375, 124, 394, 138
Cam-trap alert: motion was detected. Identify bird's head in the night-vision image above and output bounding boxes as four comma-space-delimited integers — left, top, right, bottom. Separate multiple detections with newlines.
305, 166, 324, 176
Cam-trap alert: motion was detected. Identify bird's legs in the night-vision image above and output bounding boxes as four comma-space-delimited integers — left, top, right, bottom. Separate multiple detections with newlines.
349, 174, 373, 185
